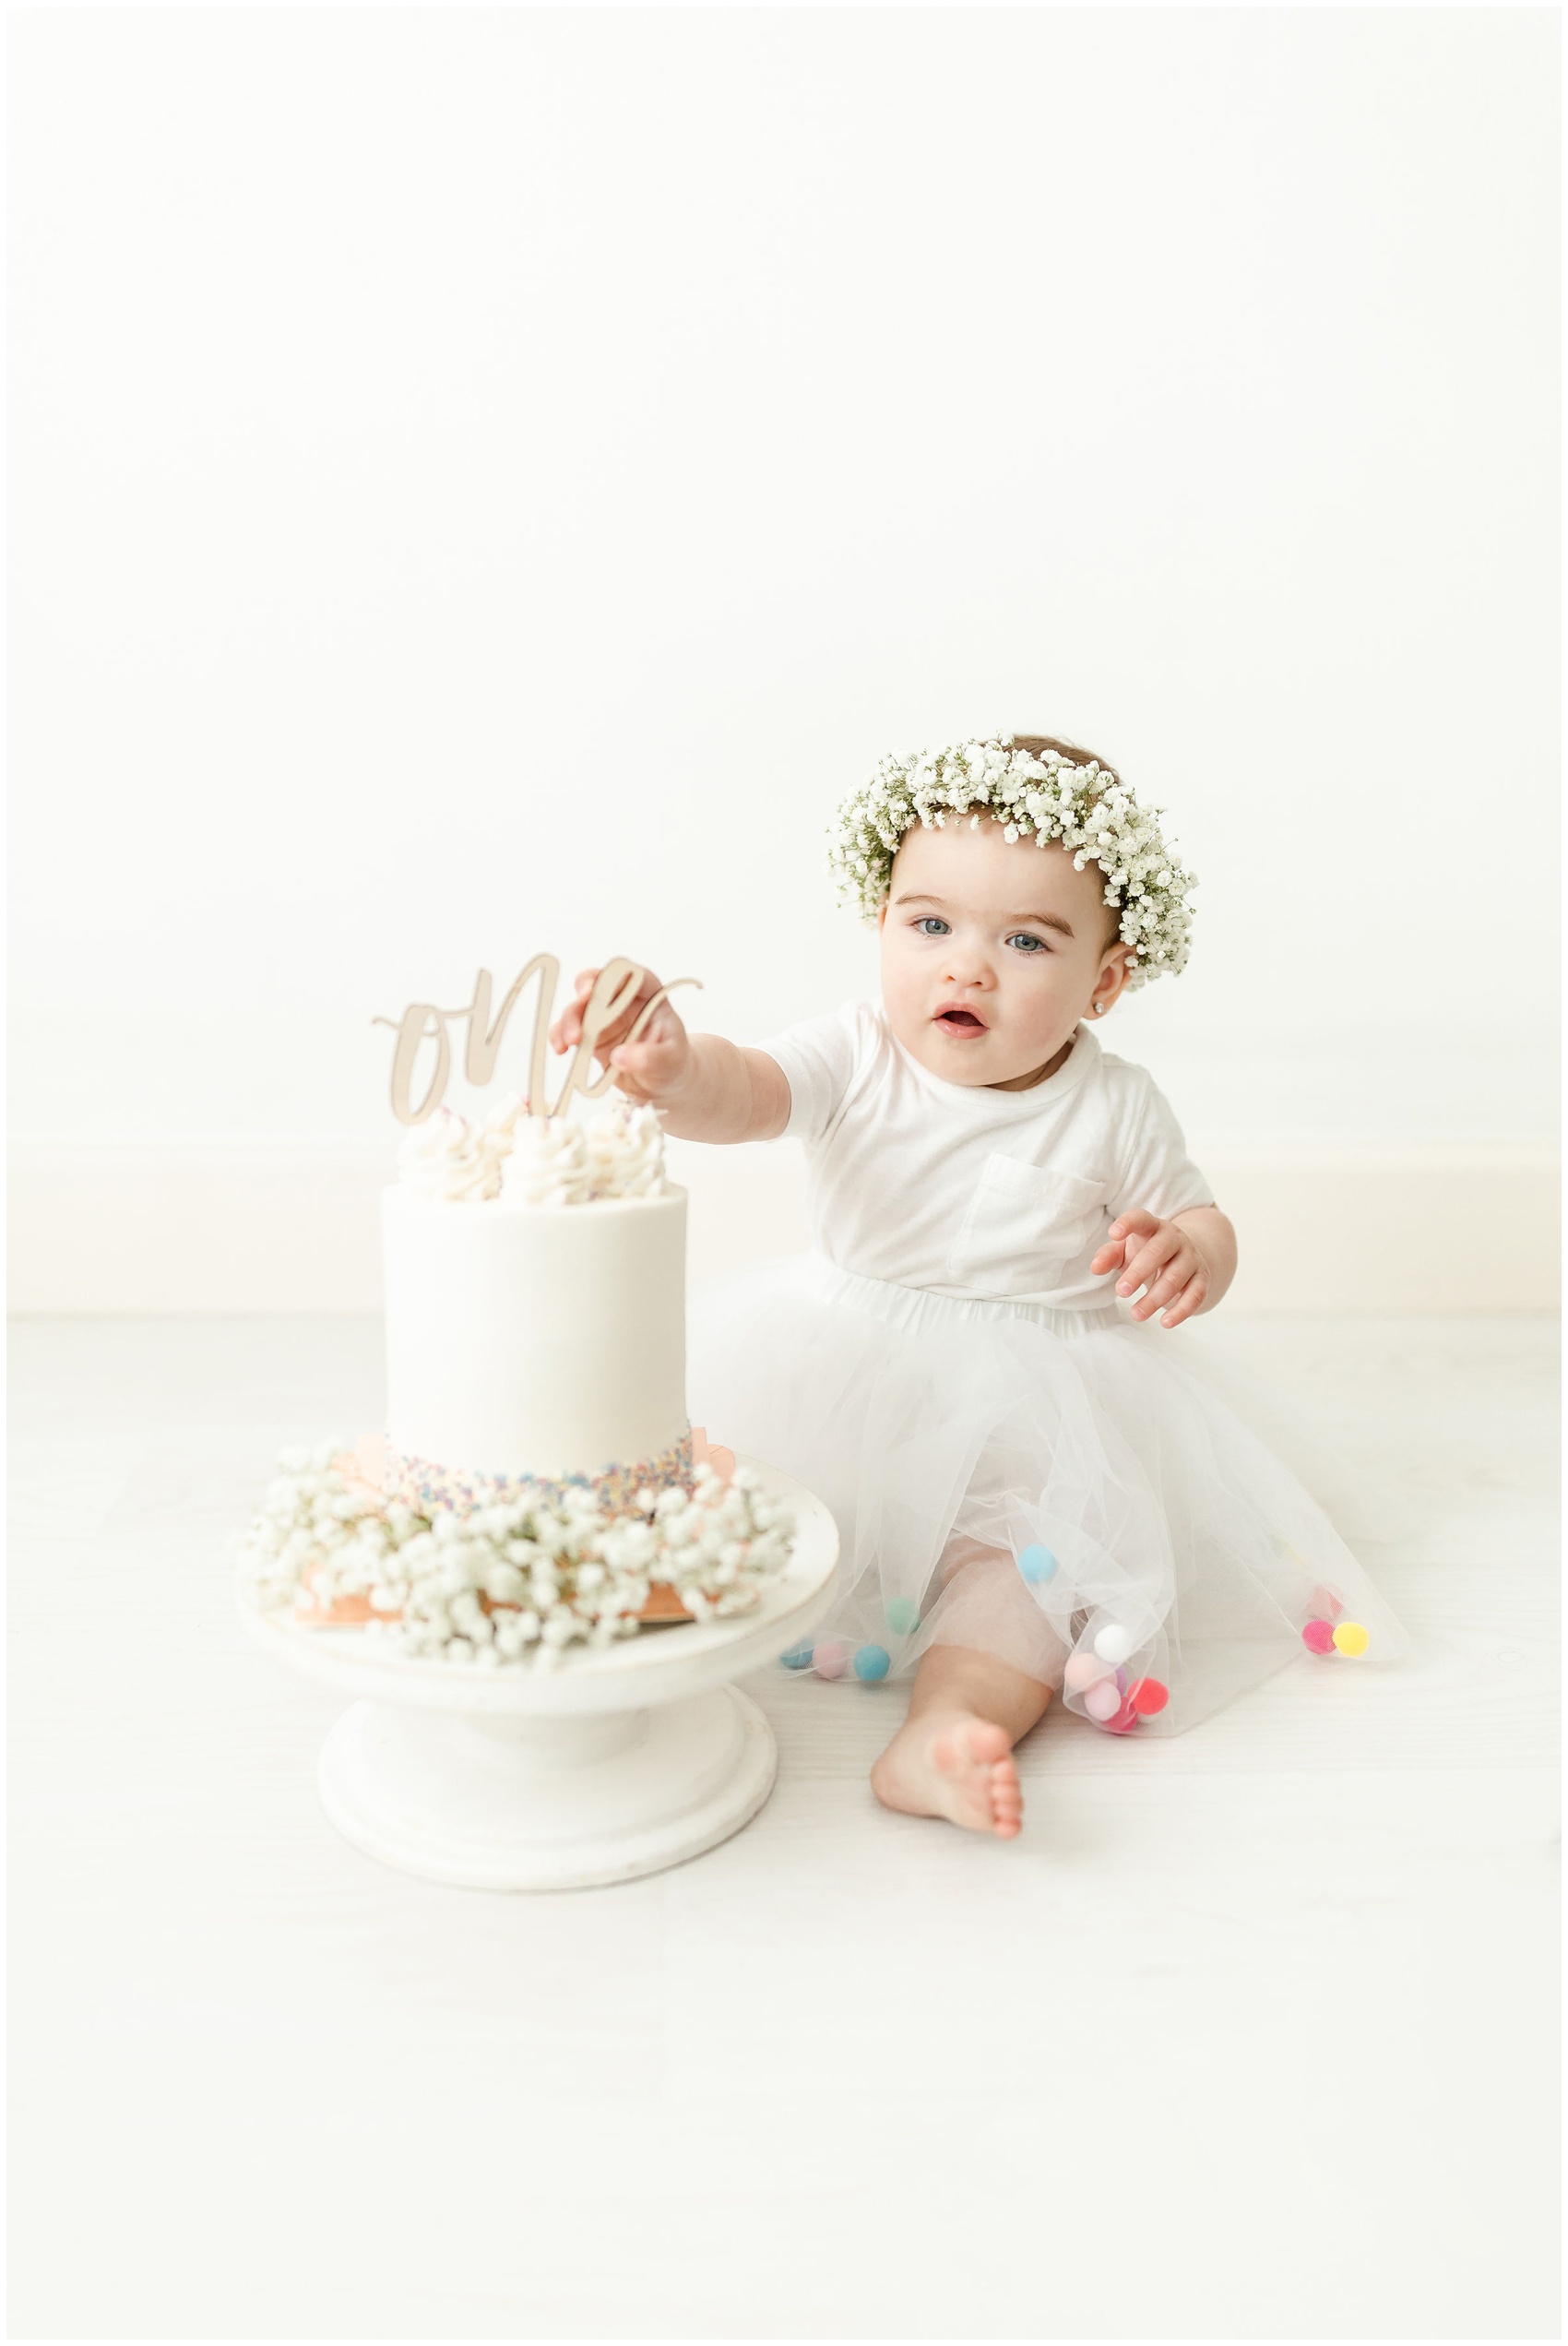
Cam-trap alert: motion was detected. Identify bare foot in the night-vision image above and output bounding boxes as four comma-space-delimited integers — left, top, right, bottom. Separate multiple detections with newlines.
871, 1710, 1024, 1839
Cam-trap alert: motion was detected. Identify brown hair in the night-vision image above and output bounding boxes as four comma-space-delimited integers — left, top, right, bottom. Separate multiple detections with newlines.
1007, 733, 1128, 953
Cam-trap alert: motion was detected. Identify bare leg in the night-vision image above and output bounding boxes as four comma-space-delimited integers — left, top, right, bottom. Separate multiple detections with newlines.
870, 1644, 1051, 1840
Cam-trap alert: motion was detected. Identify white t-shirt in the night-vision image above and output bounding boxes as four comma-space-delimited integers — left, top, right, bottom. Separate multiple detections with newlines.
758, 999, 1216, 1311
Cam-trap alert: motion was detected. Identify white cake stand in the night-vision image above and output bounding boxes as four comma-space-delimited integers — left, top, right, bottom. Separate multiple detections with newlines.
236, 1459, 839, 1892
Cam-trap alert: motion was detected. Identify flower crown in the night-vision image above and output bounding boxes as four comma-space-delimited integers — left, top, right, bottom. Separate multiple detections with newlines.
828, 736, 1197, 991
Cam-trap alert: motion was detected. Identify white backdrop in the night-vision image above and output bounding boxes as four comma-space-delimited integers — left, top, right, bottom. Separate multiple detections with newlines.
8, 7, 1560, 1309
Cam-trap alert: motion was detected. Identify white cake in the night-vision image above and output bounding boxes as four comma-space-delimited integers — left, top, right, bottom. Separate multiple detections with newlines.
381, 1100, 695, 1512
236, 1091, 796, 1662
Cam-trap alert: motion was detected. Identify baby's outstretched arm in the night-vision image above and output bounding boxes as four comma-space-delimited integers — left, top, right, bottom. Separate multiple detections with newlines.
549, 966, 790, 1144
1091, 1205, 1237, 1328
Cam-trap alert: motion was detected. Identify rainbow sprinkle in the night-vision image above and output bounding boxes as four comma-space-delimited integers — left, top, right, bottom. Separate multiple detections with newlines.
385, 1427, 696, 1518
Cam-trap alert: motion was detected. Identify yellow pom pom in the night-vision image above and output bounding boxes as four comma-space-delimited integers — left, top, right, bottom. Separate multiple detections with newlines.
1332, 1620, 1370, 1656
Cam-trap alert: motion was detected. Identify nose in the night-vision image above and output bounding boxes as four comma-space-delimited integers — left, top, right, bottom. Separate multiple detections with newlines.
941, 939, 992, 989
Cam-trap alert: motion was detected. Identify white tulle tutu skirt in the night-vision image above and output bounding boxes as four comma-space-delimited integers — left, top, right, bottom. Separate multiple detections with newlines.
688, 1252, 1409, 1736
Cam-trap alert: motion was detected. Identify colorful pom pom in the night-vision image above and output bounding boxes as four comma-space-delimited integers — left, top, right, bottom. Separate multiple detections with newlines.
1064, 1651, 1112, 1692
1128, 1676, 1169, 1715
1018, 1543, 1058, 1584
1332, 1620, 1370, 1656
1104, 1698, 1141, 1733
1083, 1678, 1122, 1721
885, 1596, 921, 1635
1301, 1618, 1336, 1654
853, 1643, 891, 1681
1093, 1624, 1133, 1665
780, 1639, 814, 1670
813, 1639, 849, 1679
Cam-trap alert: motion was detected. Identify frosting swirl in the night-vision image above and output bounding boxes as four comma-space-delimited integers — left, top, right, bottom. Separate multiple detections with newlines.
502, 1114, 593, 1207
402, 1097, 668, 1207
398, 1093, 524, 1203
502, 1102, 668, 1205
586, 1102, 668, 1198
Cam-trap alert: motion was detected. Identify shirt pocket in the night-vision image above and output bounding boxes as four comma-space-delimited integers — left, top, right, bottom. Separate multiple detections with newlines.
945, 1156, 1108, 1297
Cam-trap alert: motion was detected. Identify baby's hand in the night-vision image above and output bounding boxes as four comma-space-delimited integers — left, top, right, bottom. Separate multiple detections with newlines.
1092, 1208, 1209, 1329
548, 965, 694, 1106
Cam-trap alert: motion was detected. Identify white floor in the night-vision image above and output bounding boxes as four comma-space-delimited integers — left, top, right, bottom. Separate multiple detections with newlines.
7, 1315, 1560, 2341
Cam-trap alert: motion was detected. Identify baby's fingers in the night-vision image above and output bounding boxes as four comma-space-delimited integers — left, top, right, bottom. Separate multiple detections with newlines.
1116, 1230, 1179, 1300
554, 965, 665, 1060
548, 968, 601, 1054
603, 1056, 657, 1104
1129, 1255, 1191, 1320
1107, 1209, 1159, 1242
1158, 1272, 1208, 1329
606, 1035, 679, 1103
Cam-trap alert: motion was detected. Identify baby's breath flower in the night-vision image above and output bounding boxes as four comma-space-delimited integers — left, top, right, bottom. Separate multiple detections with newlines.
235, 1440, 793, 1668
827, 735, 1197, 989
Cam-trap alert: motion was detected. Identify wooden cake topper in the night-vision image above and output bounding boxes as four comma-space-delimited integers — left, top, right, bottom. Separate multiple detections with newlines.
374, 956, 701, 1125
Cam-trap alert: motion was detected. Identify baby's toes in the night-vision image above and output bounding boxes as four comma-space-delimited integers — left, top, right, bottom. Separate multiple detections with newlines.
930, 1720, 1010, 1831
991, 1758, 1024, 1839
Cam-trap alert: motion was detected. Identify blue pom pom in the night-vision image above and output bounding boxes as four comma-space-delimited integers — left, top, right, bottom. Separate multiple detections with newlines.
885, 1596, 921, 1636
853, 1643, 891, 1682
1018, 1542, 1058, 1585
779, 1639, 815, 1670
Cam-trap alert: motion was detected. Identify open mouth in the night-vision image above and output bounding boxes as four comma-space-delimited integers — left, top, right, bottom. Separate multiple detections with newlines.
934, 1007, 987, 1035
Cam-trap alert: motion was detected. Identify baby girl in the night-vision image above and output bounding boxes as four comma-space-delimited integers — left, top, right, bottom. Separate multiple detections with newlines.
552, 734, 1407, 1838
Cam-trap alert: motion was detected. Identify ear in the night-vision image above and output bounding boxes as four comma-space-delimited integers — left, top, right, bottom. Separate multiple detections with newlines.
1096, 945, 1132, 1003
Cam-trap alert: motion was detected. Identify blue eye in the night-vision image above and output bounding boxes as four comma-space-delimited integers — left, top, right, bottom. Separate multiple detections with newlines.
914, 917, 950, 936
1006, 932, 1050, 955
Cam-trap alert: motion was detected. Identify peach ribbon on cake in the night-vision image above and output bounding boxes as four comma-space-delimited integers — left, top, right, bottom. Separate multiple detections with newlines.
293, 1435, 398, 1625
636, 1429, 735, 1621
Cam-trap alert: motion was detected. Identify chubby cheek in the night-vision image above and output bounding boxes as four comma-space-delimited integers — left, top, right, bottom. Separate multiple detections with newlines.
878, 932, 922, 1012
992, 959, 1063, 1040
878, 935, 944, 1052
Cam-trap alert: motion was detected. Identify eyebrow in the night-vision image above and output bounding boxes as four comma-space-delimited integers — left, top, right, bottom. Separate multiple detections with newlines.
892, 890, 1075, 940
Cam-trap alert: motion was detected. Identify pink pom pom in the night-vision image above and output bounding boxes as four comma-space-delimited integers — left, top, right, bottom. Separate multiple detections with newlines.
1104, 1698, 1142, 1733
1083, 1678, 1122, 1721
813, 1640, 849, 1679
1064, 1651, 1111, 1692
1301, 1618, 1336, 1654
1129, 1676, 1169, 1715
